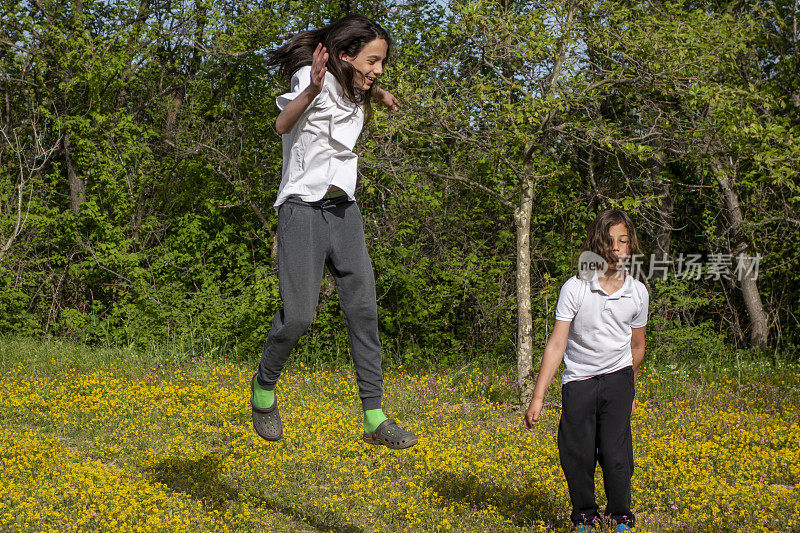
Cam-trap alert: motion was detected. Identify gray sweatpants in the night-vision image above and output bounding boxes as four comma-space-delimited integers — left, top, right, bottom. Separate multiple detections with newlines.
257, 196, 383, 410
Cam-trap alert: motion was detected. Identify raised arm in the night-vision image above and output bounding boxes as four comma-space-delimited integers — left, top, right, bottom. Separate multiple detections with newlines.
523, 319, 570, 429
275, 44, 328, 135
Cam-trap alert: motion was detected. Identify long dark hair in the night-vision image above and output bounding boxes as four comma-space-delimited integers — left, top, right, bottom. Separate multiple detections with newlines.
582, 209, 641, 267
268, 15, 392, 115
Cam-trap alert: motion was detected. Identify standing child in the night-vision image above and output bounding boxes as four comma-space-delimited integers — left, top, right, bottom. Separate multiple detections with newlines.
524, 210, 649, 532
250, 15, 417, 450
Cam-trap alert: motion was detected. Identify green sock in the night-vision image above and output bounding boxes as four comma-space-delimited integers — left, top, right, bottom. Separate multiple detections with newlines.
253, 379, 275, 409
364, 408, 388, 434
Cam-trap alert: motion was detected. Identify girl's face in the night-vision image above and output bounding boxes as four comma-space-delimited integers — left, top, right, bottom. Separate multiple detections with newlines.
340, 38, 388, 90
608, 222, 630, 268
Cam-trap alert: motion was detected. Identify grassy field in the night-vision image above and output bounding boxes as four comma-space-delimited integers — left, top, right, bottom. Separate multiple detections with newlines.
0, 338, 798, 532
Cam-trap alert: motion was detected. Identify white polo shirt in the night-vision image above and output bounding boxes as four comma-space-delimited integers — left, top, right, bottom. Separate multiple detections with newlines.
554, 274, 649, 383
274, 66, 365, 208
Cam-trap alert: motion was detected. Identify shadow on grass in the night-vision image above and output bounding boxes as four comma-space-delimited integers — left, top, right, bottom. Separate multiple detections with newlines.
149, 453, 239, 512
149, 453, 363, 532
430, 470, 564, 528
254, 497, 365, 533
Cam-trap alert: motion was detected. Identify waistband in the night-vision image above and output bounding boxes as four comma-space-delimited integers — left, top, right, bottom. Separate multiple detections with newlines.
588, 365, 633, 379
284, 194, 354, 209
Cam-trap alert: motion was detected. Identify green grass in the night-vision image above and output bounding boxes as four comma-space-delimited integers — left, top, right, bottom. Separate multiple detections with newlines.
1, 337, 798, 532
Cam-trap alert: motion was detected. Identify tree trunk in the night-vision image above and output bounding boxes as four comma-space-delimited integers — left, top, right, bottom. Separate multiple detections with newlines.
586, 148, 607, 210
164, 91, 183, 143
712, 156, 769, 347
248, 198, 279, 266
515, 0, 576, 404
132, 186, 149, 243
515, 177, 535, 403
64, 133, 85, 214
652, 157, 672, 259
0, 181, 24, 264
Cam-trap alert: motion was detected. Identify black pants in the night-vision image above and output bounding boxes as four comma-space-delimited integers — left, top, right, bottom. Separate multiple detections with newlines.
257, 196, 383, 411
558, 366, 635, 527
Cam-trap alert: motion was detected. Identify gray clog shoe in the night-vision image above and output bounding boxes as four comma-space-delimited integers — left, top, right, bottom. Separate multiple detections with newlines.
250, 374, 283, 442
363, 418, 418, 449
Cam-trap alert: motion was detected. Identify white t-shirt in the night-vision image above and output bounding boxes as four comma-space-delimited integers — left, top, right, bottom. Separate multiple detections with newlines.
554, 274, 649, 383
274, 66, 365, 208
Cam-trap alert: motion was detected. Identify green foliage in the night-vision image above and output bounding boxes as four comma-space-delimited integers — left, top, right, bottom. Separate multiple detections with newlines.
1, 0, 799, 365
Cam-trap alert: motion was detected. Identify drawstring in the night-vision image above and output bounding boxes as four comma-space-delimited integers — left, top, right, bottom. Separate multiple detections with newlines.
318, 197, 345, 221
320, 198, 341, 211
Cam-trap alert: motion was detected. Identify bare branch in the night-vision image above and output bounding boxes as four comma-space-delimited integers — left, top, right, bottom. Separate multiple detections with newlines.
0, 107, 61, 263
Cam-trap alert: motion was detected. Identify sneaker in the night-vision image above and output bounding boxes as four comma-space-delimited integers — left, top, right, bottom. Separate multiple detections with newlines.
574, 525, 595, 533
615, 525, 632, 532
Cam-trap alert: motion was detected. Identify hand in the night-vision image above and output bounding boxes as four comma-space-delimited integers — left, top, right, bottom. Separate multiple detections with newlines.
375, 87, 400, 112
631, 397, 636, 416
523, 397, 544, 430
308, 43, 328, 95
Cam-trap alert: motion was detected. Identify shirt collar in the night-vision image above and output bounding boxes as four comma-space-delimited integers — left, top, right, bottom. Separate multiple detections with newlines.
589, 271, 634, 299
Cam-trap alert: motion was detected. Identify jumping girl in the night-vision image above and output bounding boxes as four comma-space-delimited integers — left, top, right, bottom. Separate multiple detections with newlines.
250, 15, 418, 450
524, 210, 649, 532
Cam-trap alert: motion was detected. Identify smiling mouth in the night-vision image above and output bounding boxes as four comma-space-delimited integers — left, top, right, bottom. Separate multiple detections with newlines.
365, 75, 376, 84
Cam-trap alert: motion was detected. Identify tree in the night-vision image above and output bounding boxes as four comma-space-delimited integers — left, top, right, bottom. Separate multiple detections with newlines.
0, 104, 60, 264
